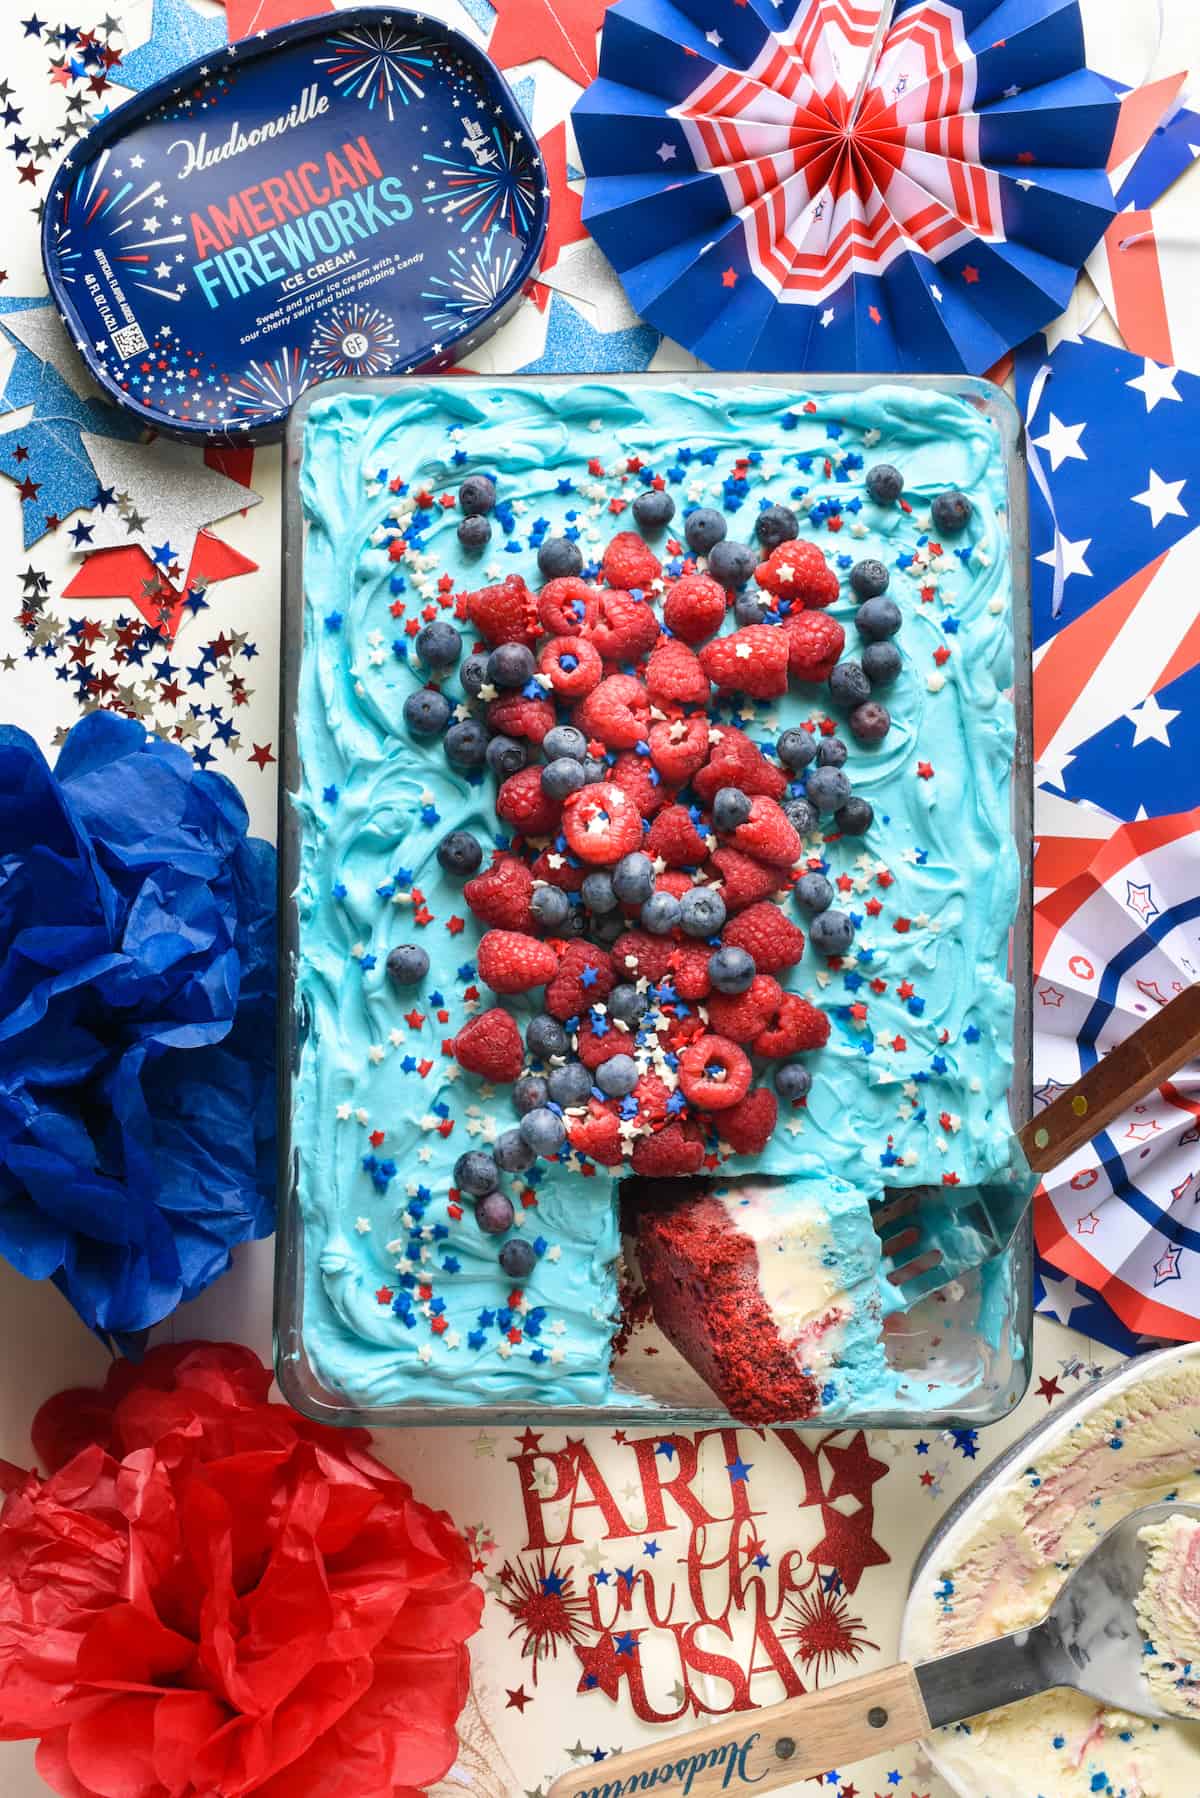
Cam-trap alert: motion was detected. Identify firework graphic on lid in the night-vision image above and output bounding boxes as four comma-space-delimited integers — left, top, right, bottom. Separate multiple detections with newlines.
53, 148, 189, 304
422, 232, 522, 334
310, 303, 402, 378
226, 347, 311, 423
314, 21, 435, 119
422, 123, 541, 237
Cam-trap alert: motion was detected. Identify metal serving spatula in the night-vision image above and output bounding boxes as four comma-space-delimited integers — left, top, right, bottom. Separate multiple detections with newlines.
876, 978, 1200, 1301
546, 1501, 1200, 1798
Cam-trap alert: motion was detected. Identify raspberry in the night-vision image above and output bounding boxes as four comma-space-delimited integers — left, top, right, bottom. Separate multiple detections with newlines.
723, 902, 806, 973
646, 638, 711, 706
670, 942, 712, 1001
730, 796, 803, 867
453, 1008, 524, 1081
783, 609, 845, 682
612, 930, 673, 984
602, 530, 661, 591
649, 715, 709, 785
647, 805, 710, 868
704, 974, 783, 1042
631, 1121, 705, 1177
466, 573, 539, 645
699, 626, 789, 699
539, 575, 598, 636
753, 992, 829, 1057
575, 673, 651, 749
587, 589, 661, 663
755, 539, 839, 608
632, 1072, 672, 1125
546, 940, 616, 1020
677, 1034, 752, 1111
476, 929, 558, 994
562, 781, 644, 865
662, 573, 727, 645
539, 635, 602, 698
708, 847, 783, 911
718, 1087, 778, 1155
464, 855, 536, 930
610, 749, 670, 818
486, 693, 556, 742
656, 869, 693, 901
529, 850, 584, 893
568, 1102, 624, 1166
496, 765, 562, 838
692, 741, 787, 806
576, 1020, 628, 1068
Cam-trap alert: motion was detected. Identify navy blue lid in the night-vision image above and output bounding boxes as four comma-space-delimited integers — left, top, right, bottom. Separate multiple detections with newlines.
42, 8, 548, 442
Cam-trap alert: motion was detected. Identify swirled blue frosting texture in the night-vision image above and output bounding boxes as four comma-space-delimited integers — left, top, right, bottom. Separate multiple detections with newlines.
292, 379, 1020, 1413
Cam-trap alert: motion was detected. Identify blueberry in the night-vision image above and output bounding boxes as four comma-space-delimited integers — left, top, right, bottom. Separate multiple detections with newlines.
865, 463, 904, 506
707, 540, 756, 590
633, 489, 676, 532
608, 984, 648, 1026
795, 872, 833, 914
684, 507, 727, 554
836, 796, 874, 835
775, 1062, 813, 1101
499, 1238, 537, 1278
444, 718, 489, 768
591, 913, 625, 947
595, 1054, 638, 1098
459, 474, 496, 515
455, 1150, 499, 1195
829, 660, 871, 709
850, 558, 890, 600
817, 737, 848, 769
460, 652, 490, 697
756, 503, 799, 550
514, 1074, 550, 1115
783, 798, 817, 836
931, 489, 973, 535
486, 734, 528, 778
531, 885, 571, 930
612, 851, 655, 905
415, 621, 462, 670
519, 1106, 567, 1155
457, 514, 491, 552
582, 870, 619, 914
404, 688, 451, 736
487, 643, 535, 690
541, 756, 587, 800
849, 701, 891, 743
580, 757, 607, 785
548, 1061, 592, 1107
494, 1127, 536, 1173
709, 945, 755, 993
810, 909, 856, 955
862, 640, 902, 687
641, 892, 681, 934
712, 787, 752, 830
527, 1014, 569, 1059
543, 724, 588, 762
537, 536, 583, 579
437, 830, 483, 877
679, 887, 727, 937
475, 1190, 515, 1235
806, 766, 852, 814
777, 728, 817, 771
856, 596, 902, 642
386, 943, 429, 985
734, 593, 768, 626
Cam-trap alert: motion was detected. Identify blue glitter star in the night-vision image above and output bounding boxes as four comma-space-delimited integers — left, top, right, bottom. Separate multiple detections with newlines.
116, 0, 226, 91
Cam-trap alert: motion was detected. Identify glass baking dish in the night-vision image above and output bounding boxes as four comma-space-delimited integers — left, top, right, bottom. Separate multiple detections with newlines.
274, 371, 1034, 1431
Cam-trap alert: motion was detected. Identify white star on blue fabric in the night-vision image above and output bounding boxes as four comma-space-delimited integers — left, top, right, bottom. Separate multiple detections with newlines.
1131, 468, 1188, 528
1037, 1270, 1084, 1325
1125, 692, 1179, 747
1126, 358, 1182, 412
115, 0, 226, 93
1031, 413, 1087, 472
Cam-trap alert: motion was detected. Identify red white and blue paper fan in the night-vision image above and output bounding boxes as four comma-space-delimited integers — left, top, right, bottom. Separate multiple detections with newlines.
572, 0, 1120, 371
1033, 811, 1200, 1341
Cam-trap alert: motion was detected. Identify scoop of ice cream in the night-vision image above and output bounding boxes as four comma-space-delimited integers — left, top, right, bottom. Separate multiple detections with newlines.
1136, 1513, 1200, 1719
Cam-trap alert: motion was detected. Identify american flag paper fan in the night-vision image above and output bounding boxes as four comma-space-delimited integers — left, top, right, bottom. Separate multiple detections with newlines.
573, 0, 1120, 371
1033, 812, 1200, 1341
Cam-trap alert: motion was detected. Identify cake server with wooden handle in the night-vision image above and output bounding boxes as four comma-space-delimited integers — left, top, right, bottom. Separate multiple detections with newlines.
546, 1501, 1200, 1798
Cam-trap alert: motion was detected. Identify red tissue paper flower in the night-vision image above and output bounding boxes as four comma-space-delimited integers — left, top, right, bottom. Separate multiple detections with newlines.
0, 1342, 483, 1798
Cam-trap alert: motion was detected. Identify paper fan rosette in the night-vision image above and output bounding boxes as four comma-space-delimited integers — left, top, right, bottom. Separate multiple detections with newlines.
1034, 812, 1200, 1341
573, 0, 1120, 370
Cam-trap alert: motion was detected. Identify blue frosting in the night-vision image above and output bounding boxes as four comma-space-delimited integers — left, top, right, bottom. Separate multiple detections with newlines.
292, 379, 1019, 1413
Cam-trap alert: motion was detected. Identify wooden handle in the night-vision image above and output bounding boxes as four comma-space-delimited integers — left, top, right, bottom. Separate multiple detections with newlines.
1019, 980, 1200, 1175
545, 1663, 929, 1797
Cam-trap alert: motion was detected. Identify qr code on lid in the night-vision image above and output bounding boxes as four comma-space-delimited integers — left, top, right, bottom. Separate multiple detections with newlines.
111, 321, 149, 359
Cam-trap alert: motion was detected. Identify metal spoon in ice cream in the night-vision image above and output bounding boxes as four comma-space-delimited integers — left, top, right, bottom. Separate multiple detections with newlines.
546, 1502, 1200, 1798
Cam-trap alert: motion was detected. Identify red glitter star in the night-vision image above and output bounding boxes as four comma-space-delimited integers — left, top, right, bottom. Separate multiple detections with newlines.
824, 1432, 888, 1507
505, 1684, 532, 1713
1037, 1375, 1063, 1404
807, 1504, 890, 1594
248, 743, 276, 769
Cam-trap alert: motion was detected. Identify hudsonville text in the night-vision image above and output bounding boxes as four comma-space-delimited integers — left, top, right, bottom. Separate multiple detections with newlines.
185, 135, 409, 309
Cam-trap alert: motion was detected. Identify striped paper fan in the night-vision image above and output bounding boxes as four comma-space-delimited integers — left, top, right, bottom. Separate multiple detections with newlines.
573, 0, 1120, 371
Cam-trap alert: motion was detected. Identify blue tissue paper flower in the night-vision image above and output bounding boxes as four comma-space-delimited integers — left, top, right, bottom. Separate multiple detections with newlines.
0, 713, 276, 1347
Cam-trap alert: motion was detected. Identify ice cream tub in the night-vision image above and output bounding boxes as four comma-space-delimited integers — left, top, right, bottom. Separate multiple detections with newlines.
41, 8, 547, 443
